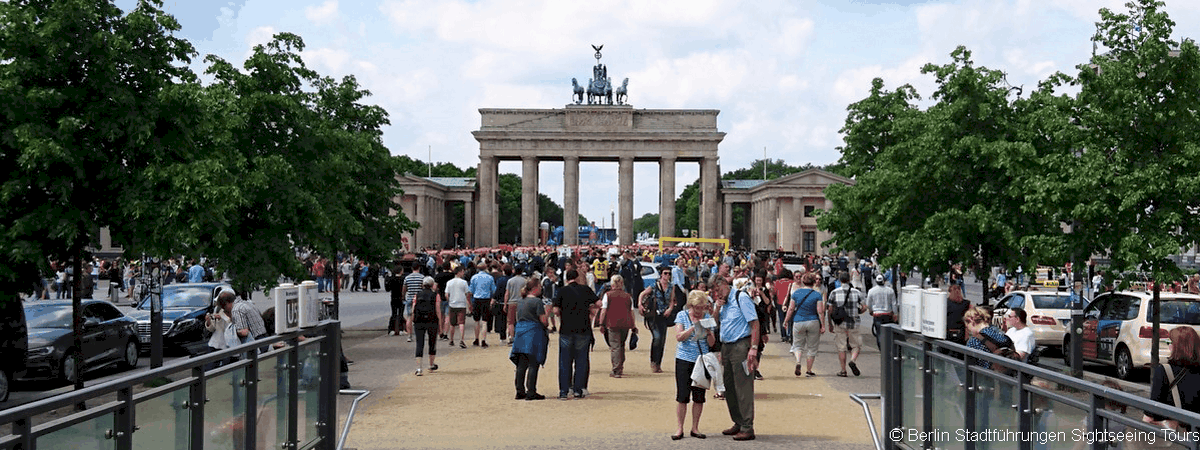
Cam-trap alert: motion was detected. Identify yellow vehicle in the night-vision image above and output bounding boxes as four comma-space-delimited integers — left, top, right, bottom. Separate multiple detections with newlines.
1035, 266, 1059, 287
658, 237, 730, 253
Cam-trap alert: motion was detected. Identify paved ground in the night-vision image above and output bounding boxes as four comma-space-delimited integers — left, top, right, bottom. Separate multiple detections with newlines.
336, 313, 884, 450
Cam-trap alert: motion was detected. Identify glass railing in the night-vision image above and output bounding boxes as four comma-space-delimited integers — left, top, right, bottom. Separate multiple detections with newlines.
0, 321, 341, 450
881, 325, 1200, 450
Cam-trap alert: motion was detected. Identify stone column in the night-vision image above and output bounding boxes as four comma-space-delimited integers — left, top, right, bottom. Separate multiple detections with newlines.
723, 201, 732, 240
521, 156, 540, 246
464, 199, 475, 248
563, 156, 580, 246
415, 194, 427, 251
477, 155, 498, 247
658, 156, 676, 239
780, 197, 796, 252
768, 198, 778, 249
618, 156, 634, 246
700, 156, 719, 239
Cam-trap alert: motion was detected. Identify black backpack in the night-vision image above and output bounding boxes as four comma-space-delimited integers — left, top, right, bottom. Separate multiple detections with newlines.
412, 289, 438, 323
828, 288, 855, 325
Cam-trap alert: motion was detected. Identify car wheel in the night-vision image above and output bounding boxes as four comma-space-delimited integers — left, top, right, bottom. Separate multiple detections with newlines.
59, 352, 79, 384
121, 340, 139, 370
0, 369, 10, 403
1115, 346, 1135, 380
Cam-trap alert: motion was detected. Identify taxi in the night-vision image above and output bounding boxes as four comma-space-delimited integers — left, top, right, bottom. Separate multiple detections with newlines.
992, 289, 1076, 350
1067, 291, 1200, 379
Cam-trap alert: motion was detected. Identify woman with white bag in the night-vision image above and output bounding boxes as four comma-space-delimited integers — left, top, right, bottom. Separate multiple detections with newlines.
671, 290, 718, 440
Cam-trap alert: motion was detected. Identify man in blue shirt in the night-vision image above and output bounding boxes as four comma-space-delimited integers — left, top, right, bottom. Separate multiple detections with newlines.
714, 277, 760, 441
187, 260, 205, 283
469, 264, 496, 348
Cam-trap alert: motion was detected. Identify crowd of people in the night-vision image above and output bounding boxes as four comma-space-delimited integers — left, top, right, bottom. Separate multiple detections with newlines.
364, 244, 900, 441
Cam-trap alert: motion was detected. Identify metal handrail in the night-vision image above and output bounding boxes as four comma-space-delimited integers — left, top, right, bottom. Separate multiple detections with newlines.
849, 393, 883, 450
0, 320, 342, 450
882, 324, 1200, 450
337, 390, 370, 450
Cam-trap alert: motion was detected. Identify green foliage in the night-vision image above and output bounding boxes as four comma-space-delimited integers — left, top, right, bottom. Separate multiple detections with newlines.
125, 32, 414, 292
672, 158, 840, 240
1027, 0, 1200, 283
633, 213, 659, 236
820, 47, 1055, 279
0, 0, 196, 295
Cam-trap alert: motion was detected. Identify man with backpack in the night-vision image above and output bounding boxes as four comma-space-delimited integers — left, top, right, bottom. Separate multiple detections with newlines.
826, 272, 867, 377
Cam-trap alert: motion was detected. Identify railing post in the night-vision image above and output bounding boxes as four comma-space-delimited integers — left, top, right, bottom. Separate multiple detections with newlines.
963, 346, 976, 450
319, 322, 341, 450
922, 339, 934, 450
882, 324, 897, 450
190, 365, 206, 450
245, 348, 260, 450
114, 386, 134, 450
1017, 373, 1030, 450
287, 340, 300, 450
14, 417, 32, 450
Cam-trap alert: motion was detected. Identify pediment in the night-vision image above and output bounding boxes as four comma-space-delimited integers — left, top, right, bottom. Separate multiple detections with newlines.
763, 168, 854, 189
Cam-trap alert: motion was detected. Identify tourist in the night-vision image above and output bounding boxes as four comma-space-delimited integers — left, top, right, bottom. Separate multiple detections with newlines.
598, 274, 635, 378
784, 272, 824, 377
553, 269, 598, 399
504, 265, 527, 346
638, 266, 674, 373
469, 262, 496, 348
402, 263, 425, 343
716, 277, 759, 441
385, 265, 406, 336
445, 265, 470, 348
411, 277, 442, 376
671, 290, 717, 440
1145, 326, 1200, 430
827, 271, 867, 377
1003, 307, 1035, 360
511, 274, 548, 400
945, 284, 970, 345
866, 274, 898, 348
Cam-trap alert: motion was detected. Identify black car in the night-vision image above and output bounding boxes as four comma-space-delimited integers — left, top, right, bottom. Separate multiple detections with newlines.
22, 300, 139, 383
0, 296, 28, 402
127, 283, 229, 355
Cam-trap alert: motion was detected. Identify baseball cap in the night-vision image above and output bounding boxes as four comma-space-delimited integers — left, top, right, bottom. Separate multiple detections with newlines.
875, 274, 885, 283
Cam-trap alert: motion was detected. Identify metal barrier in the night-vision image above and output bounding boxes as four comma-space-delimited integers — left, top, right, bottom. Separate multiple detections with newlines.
881, 324, 1200, 450
0, 320, 342, 450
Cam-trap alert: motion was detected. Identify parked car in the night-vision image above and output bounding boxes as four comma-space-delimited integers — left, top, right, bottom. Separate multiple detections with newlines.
22, 300, 139, 383
0, 296, 28, 402
1065, 291, 1200, 379
641, 262, 661, 289
127, 282, 230, 356
991, 289, 1078, 351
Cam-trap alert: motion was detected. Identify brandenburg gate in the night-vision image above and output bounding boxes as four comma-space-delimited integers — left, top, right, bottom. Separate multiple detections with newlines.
471, 105, 725, 247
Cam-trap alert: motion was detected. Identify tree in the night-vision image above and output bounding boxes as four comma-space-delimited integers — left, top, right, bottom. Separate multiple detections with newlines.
1026, 0, 1200, 365
149, 32, 415, 293
0, 0, 197, 392
633, 213, 660, 237
820, 47, 1055, 295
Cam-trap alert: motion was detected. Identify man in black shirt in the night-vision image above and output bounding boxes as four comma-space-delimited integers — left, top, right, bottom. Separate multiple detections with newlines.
434, 261, 455, 341
553, 269, 599, 399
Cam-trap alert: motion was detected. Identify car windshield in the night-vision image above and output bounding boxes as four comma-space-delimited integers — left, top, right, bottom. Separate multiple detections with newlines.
1158, 300, 1200, 325
24, 304, 72, 329
142, 286, 213, 309
1031, 295, 1072, 309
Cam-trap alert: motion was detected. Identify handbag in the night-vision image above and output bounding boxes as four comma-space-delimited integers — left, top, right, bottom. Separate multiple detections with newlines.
629, 331, 638, 351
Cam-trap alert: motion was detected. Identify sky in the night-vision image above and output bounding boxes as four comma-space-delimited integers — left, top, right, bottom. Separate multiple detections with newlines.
115, 0, 1200, 228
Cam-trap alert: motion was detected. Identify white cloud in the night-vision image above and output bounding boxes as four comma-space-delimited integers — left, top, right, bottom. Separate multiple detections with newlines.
150, 0, 1200, 223
305, 0, 339, 25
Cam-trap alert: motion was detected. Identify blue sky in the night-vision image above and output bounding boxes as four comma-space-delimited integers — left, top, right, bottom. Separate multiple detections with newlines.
116, 0, 1200, 226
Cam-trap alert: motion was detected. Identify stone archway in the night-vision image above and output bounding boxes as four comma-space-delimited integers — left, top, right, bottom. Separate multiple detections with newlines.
471, 105, 725, 247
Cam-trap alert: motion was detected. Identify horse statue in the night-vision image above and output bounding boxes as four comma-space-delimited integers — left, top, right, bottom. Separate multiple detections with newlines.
571, 78, 585, 104
614, 78, 629, 105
